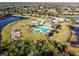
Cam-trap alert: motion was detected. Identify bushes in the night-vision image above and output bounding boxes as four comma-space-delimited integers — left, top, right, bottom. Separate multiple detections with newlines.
0, 39, 72, 56
0, 40, 33, 56
70, 18, 76, 25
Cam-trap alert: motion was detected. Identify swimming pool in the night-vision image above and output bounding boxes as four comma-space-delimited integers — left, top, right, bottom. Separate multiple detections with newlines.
32, 26, 50, 33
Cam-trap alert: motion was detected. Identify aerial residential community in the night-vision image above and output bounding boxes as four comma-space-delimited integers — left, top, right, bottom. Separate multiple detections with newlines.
1, 2, 79, 56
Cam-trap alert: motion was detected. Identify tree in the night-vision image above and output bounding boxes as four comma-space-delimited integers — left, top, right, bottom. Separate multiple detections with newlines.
70, 18, 76, 25
0, 39, 73, 56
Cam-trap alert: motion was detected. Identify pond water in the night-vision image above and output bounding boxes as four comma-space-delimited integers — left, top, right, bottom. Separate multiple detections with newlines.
68, 26, 79, 47
74, 17, 79, 20
0, 16, 28, 31
67, 17, 79, 20
66, 17, 79, 47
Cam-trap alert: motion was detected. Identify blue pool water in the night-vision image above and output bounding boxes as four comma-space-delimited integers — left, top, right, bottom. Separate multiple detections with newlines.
0, 16, 27, 31
32, 26, 49, 33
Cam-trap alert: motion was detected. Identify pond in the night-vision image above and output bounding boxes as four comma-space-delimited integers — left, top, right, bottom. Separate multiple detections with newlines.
68, 26, 79, 47
0, 16, 28, 31
66, 17, 79, 20
74, 17, 79, 20
66, 17, 79, 47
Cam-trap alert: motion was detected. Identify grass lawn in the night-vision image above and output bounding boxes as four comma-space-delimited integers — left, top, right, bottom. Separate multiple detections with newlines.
2, 22, 16, 43
71, 24, 79, 27
50, 23, 71, 42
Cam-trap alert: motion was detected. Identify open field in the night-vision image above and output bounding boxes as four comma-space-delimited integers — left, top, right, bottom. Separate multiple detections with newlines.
50, 23, 71, 42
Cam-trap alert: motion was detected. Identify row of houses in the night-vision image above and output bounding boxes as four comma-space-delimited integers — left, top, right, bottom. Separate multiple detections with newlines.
62, 8, 79, 15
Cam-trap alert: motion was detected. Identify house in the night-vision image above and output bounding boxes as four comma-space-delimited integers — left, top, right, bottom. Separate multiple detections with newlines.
44, 23, 52, 28
52, 16, 70, 23
10, 28, 21, 40
75, 20, 79, 24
